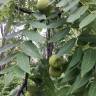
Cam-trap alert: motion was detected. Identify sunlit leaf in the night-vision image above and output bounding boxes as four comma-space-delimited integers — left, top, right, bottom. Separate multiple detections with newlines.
79, 11, 96, 29
67, 6, 88, 23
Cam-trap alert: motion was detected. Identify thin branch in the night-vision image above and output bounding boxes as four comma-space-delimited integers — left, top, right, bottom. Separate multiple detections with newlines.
15, 5, 34, 14
46, 29, 54, 59
17, 73, 29, 96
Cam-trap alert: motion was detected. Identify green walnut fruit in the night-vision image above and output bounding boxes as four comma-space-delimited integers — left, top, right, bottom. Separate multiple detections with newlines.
36, 0, 52, 15
36, 0, 48, 11
49, 67, 62, 77
49, 55, 63, 68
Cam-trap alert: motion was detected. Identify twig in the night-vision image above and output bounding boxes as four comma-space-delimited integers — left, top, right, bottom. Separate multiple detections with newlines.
15, 5, 34, 14
17, 73, 29, 96
46, 29, 53, 59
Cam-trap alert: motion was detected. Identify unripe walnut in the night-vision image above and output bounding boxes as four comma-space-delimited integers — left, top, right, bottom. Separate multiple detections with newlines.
49, 66, 62, 77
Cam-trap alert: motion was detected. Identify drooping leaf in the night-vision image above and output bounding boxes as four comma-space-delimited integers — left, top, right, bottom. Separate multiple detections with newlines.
68, 47, 83, 69
16, 52, 30, 74
24, 31, 45, 43
71, 74, 90, 93
81, 48, 96, 77
79, 11, 96, 29
21, 41, 42, 58
67, 6, 88, 23
57, 38, 76, 56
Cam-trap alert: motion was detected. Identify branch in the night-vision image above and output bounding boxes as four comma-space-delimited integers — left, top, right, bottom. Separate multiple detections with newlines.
17, 73, 29, 96
46, 29, 53, 59
15, 5, 34, 14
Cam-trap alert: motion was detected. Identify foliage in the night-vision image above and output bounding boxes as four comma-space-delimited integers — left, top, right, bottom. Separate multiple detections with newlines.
0, 0, 96, 96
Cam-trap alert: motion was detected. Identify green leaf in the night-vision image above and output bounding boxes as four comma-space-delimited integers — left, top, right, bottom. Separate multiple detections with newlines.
61, 68, 78, 83
57, 86, 70, 96
57, 38, 76, 56
81, 49, 96, 77
4, 72, 14, 87
33, 13, 46, 20
67, 6, 88, 23
0, 54, 15, 66
16, 52, 30, 74
78, 34, 96, 44
0, 65, 25, 78
88, 81, 96, 96
71, 74, 90, 93
21, 41, 42, 58
0, 44, 15, 54
56, 0, 70, 7
0, 65, 16, 74
31, 21, 46, 28
47, 19, 64, 28
13, 66, 25, 79
68, 47, 83, 69
8, 85, 20, 96
63, 0, 80, 12
49, 28, 70, 43
89, 0, 96, 5
24, 31, 45, 43
79, 11, 96, 29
